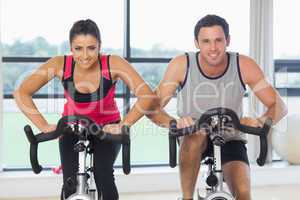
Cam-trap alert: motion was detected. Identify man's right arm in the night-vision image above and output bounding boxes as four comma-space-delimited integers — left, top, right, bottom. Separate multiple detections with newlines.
147, 54, 187, 127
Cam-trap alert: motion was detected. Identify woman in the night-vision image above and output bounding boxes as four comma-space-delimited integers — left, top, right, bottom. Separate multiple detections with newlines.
14, 19, 156, 200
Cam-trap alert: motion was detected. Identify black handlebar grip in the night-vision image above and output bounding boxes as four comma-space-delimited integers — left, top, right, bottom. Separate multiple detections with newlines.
256, 135, 268, 166
29, 143, 43, 174
24, 125, 37, 144
35, 130, 61, 142
169, 120, 177, 168
256, 118, 273, 166
239, 125, 261, 136
24, 125, 42, 174
121, 126, 131, 175
29, 133, 52, 174
24, 125, 61, 174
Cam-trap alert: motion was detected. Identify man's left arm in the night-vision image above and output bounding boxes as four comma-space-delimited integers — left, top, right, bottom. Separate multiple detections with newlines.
239, 55, 288, 126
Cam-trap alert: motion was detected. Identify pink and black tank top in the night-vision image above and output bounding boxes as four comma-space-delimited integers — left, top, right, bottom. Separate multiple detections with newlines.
62, 54, 121, 125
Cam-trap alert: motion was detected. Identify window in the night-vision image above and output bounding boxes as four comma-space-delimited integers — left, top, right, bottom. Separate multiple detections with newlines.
114, 63, 171, 165
274, 0, 300, 60
1, 0, 251, 169
131, 0, 249, 57
1, 0, 124, 169
274, 0, 300, 114
273, 0, 300, 160
1, 0, 124, 57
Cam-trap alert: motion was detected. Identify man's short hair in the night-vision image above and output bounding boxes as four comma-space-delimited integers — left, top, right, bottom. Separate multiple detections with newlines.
194, 14, 229, 40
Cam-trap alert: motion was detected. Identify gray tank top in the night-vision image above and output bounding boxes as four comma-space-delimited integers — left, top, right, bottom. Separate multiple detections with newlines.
177, 51, 247, 142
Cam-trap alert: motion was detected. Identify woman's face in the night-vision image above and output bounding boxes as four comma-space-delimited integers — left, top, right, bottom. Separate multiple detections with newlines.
71, 34, 100, 69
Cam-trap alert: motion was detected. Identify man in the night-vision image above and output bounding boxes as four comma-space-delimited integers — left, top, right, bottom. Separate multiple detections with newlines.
148, 14, 287, 200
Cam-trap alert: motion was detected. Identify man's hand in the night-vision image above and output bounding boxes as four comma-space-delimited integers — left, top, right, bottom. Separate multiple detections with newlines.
103, 123, 122, 135
240, 117, 262, 127
176, 116, 195, 129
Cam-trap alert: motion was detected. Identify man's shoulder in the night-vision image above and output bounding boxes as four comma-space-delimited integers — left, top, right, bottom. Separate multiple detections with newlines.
227, 51, 241, 57
237, 54, 263, 84
238, 54, 257, 67
170, 54, 189, 66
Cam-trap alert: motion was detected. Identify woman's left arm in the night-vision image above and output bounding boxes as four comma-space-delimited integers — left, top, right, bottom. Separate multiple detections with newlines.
110, 55, 158, 127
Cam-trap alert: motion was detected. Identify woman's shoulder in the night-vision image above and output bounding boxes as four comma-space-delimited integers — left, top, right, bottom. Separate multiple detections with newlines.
107, 54, 128, 68
108, 54, 123, 61
45, 56, 65, 66
42, 56, 65, 79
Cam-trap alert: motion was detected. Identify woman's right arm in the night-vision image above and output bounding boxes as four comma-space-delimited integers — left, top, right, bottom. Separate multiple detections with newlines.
13, 56, 64, 132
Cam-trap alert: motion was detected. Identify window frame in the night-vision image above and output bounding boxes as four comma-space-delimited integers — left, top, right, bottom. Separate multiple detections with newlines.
1, 0, 299, 171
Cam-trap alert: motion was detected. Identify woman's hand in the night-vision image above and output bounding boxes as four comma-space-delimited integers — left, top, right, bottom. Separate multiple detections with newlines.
103, 123, 122, 135
40, 124, 57, 133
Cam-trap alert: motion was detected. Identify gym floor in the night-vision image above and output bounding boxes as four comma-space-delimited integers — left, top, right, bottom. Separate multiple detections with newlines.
2, 185, 298, 200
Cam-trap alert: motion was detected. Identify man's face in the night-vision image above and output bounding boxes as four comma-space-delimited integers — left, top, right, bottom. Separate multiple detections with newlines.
195, 25, 230, 67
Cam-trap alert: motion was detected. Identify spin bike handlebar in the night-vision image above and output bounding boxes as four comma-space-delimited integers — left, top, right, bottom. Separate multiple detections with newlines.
169, 107, 273, 168
24, 115, 131, 175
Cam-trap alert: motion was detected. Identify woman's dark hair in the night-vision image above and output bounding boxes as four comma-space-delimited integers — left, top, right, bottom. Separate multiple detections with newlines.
194, 14, 229, 40
69, 19, 101, 44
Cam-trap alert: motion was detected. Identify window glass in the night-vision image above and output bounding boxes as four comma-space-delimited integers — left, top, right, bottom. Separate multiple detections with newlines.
274, 0, 300, 59
3, 98, 124, 168
274, 0, 300, 91
132, 63, 168, 89
273, 0, 300, 160
131, 0, 250, 57
1, 0, 124, 56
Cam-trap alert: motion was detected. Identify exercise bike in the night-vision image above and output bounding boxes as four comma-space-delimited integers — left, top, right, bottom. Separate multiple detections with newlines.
24, 115, 131, 200
168, 107, 272, 200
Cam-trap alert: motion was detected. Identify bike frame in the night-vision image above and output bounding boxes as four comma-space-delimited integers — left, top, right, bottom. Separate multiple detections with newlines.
24, 115, 131, 200
198, 144, 234, 200
168, 107, 272, 200
66, 139, 98, 200
213, 145, 223, 192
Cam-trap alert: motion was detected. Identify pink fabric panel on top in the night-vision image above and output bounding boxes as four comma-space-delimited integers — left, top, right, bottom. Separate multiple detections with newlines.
62, 85, 120, 125
101, 55, 110, 80
63, 55, 73, 79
